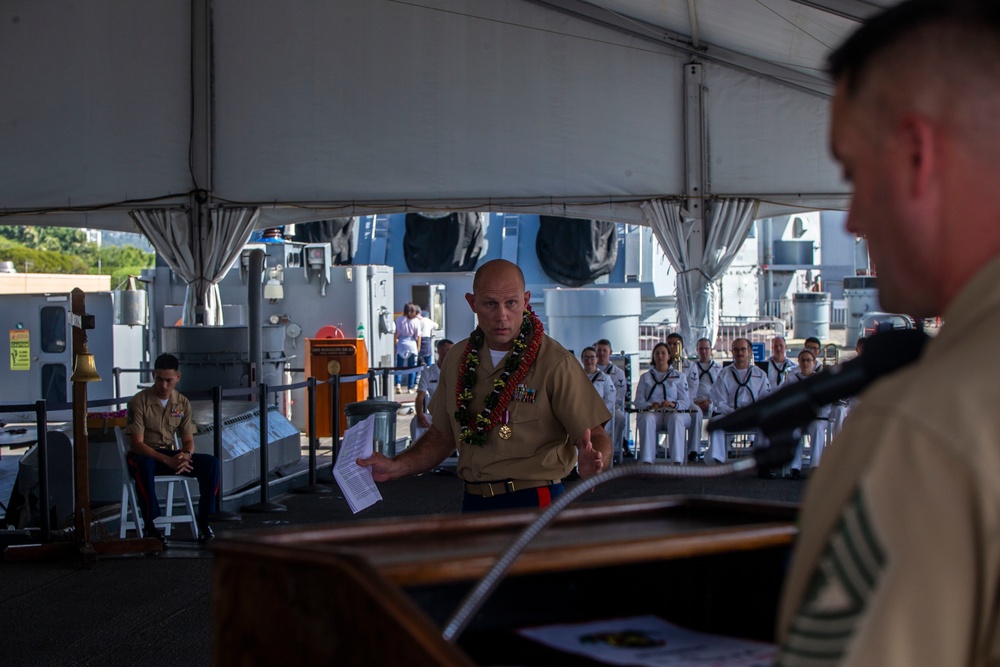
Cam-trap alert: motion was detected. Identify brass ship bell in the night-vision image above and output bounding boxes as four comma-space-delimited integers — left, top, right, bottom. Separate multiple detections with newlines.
70, 342, 102, 383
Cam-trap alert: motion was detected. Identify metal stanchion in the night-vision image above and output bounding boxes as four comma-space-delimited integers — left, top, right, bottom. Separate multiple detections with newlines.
330, 375, 342, 461
241, 383, 286, 513
113, 368, 122, 410
210, 386, 241, 522
331, 375, 341, 467
35, 400, 51, 544
294, 376, 331, 494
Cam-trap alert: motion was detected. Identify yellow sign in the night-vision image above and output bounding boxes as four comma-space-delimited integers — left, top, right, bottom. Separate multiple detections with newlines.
10, 330, 30, 371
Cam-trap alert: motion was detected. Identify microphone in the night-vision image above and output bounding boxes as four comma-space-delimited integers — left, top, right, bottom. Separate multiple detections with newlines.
710, 328, 928, 434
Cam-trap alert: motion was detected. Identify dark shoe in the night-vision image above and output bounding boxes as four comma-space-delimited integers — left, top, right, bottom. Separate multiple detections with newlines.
145, 524, 166, 547
197, 523, 215, 544
687, 451, 698, 463
757, 468, 777, 479
789, 468, 802, 480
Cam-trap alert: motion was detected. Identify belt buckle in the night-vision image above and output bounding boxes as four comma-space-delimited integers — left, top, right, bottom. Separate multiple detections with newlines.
482, 482, 497, 498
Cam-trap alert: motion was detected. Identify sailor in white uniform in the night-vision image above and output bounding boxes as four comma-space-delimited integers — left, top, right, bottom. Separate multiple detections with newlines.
667, 333, 705, 462
595, 339, 629, 463
410, 339, 453, 443
828, 335, 866, 435
756, 336, 798, 389
634, 342, 691, 464
685, 337, 723, 461
781, 349, 829, 475
708, 338, 772, 464
581, 346, 617, 451
803, 337, 825, 371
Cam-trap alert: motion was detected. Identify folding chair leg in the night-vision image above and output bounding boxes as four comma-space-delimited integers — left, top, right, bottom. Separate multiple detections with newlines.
181, 483, 199, 538
119, 482, 144, 538
132, 486, 144, 538
162, 482, 176, 536
119, 485, 129, 539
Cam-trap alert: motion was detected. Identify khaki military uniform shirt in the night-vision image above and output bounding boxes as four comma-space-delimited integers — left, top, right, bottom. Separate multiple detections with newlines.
125, 387, 196, 448
776, 255, 1000, 666
429, 334, 611, 483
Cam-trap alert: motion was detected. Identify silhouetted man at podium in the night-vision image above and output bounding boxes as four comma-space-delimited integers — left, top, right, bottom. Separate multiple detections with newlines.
358, 259, 611, 512
776, 2, 1000, 664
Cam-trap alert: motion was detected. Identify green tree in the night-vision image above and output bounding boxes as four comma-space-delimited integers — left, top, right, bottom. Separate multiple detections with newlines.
0, 237, 89, 273
0, 227, 154, 282
0, 225, 86, 251
94, 245, 155, 287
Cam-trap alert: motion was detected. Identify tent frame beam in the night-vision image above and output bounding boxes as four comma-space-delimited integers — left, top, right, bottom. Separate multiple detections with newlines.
684, 62, 707, 269
529, 0, 834, 98
786, 0, 883, 22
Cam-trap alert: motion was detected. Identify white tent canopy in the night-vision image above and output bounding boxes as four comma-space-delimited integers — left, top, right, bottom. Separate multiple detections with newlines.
0, 0, 893, 332
0, 0, 890, 230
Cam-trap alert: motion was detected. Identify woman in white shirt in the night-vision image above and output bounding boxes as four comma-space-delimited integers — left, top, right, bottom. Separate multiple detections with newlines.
782, 348, 830, 475
633, 343, 691, 464
394, 303, 421, 392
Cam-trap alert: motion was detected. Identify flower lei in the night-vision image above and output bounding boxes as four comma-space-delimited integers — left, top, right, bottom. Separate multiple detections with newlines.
454, 307, 543, 446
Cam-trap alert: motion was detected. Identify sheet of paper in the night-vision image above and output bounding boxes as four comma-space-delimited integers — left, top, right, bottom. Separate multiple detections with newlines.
332, 413, 383, 513
518, 615, 777, 667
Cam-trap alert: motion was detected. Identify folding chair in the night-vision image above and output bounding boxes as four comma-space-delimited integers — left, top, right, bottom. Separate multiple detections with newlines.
114, 427, 199, 539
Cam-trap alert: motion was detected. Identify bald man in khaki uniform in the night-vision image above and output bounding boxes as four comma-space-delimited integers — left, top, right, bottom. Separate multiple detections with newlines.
776, 3, 1000, 664
358, 259, 611, 512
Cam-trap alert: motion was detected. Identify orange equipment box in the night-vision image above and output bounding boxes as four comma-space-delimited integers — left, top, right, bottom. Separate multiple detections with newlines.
305, 337, 369, 437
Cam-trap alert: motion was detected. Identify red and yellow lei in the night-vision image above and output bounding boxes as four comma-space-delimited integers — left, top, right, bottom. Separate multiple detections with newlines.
454, 307, 543, 446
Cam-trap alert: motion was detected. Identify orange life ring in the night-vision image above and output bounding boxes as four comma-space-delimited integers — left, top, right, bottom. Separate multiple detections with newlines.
315, 325, 346, 339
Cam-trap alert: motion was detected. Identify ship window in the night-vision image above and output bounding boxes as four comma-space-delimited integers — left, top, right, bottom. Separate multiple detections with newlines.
41, 363, 67, 404
40, 307, 67, 353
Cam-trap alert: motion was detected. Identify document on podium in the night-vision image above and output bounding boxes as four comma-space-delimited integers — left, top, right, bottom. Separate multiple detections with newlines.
518, 615, 776, 666
333, 414, 383, 513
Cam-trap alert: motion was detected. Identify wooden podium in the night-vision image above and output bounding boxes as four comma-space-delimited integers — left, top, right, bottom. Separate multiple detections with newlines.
211, 496, 798, 666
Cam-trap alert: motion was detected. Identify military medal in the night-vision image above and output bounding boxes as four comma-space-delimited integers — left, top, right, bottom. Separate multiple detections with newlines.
499, 411, 512, 439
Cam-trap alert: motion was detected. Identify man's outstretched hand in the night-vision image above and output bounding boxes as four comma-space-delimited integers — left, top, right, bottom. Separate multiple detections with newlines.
574, 428, 605, 478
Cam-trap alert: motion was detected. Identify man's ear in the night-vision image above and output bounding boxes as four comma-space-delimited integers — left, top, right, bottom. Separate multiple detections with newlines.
897, 113, 937, 199
465, 292, 475, 310
524, 291, 531, 307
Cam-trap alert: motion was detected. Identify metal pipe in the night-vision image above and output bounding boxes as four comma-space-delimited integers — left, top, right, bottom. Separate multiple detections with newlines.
247, 248, 265, 390
686, 0, 701, 49
294, 376, 332, 495
258, 382, 269, 504
367, 265, 376, 370
241, 382, 286, 513
307, 377, 318, 485
210, 385, 241, 521
35, 400, 51, 543
213, 385, 225, 502
331, 375, 341, 462
762, 218, 774, 315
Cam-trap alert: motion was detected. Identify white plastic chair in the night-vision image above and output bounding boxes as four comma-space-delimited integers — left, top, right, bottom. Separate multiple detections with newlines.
114, 427, 199, 539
